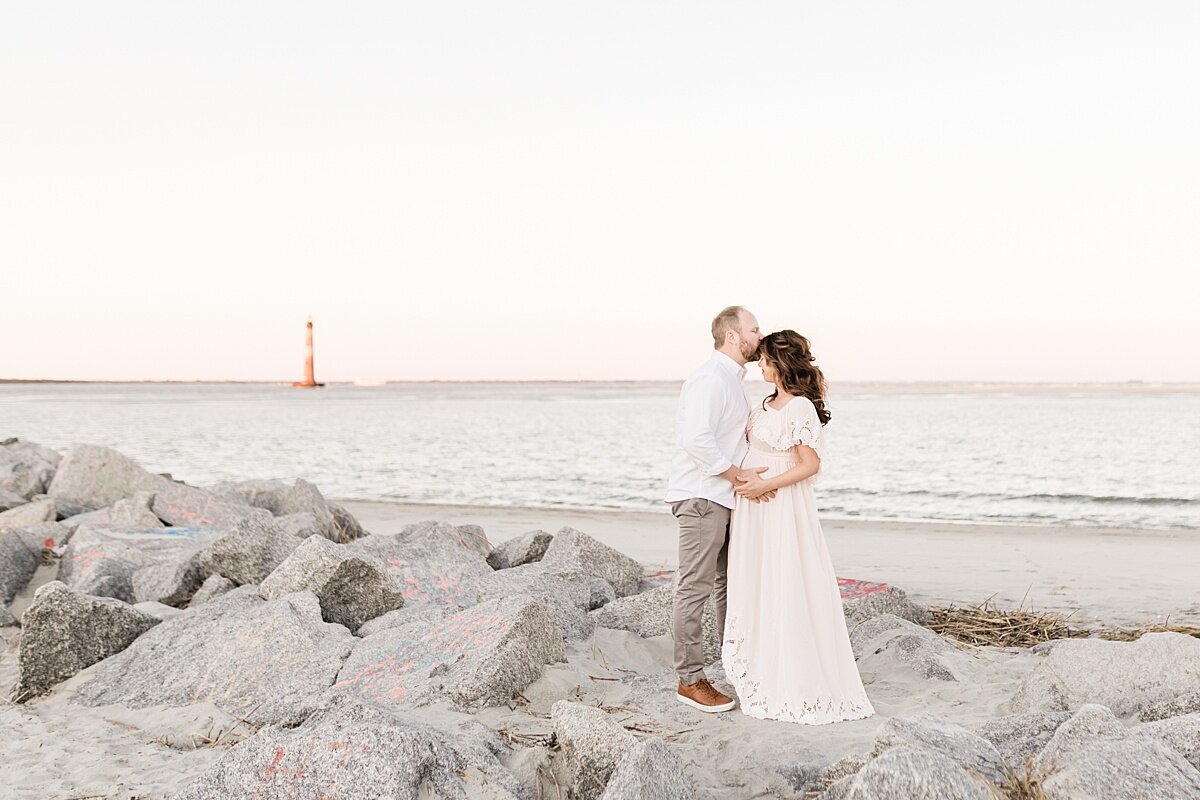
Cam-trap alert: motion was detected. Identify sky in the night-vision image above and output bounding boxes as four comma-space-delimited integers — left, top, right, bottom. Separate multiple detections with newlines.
3, 2, 1198, 383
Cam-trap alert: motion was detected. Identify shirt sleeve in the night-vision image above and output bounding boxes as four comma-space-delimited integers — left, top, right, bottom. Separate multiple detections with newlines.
679, 374, 734, 476
789, 397, 822, 458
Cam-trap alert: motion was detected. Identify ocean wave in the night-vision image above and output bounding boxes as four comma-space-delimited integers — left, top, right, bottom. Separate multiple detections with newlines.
824, 487, 1197, 507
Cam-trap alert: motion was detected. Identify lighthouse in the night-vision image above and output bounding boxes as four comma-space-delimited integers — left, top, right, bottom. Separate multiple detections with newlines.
292, 317, 325, 388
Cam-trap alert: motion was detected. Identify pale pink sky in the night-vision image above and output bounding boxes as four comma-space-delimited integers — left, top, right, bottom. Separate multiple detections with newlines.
3, 2, 1198, 383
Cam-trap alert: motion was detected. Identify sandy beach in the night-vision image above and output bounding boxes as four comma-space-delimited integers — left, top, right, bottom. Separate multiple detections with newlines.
341, 500, 1200, 629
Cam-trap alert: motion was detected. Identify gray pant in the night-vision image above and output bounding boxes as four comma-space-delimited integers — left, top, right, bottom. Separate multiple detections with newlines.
670, 498, 731, 684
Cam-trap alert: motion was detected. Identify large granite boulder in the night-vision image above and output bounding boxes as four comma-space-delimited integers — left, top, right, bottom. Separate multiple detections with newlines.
601, 738, 695, 800
173, 695, 527, 800
871, 714, 1008, 784
151, 481, 264, 529
107, 490, 164, 529
57, 526, 155, 602
974, 710, 1073, 767
200, 515, 301, 586
335, 595, 565, 711
0, 497, 57, 531
850, 613, 974, 682
328, 500, 367, 542
541, 527, 642, 597
0, 487, 27, 512
188, 573, 235, 607
589, 585, 721, 663
478, 562, 605, 640
1032, 704, 1200, 799
355, 604, 446, 638
47, 444, 163, 510
839, 579, 929, 625
278, 479, 339, 540
487, 529, 553, 570
1133, 713, 1200, 771
206, 478, 290, 514
19, 520, 71, 549
1142, 691, 1200, 723
345, 523, 494, 608
0, 604, 16, 627
259, 535, 404, 632
0, 438, 61, 500
75, 590, 355, 726
552, 700, 637, 800
16, 581, 159, 699
132, 552, 205, 607
824, 746, 997, 800
0, 528, 41, 604
1011, 632, 1200, 718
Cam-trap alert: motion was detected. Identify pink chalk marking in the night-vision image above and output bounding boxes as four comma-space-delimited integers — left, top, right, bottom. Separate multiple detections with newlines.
72, 548, 110, 578
838, 578, 891, 600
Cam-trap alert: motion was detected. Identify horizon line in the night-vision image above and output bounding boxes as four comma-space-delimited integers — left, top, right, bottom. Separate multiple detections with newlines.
3, 378, 1198, 388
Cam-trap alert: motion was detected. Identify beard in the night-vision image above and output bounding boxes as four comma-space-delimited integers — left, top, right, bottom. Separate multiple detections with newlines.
739, 337, 759, 361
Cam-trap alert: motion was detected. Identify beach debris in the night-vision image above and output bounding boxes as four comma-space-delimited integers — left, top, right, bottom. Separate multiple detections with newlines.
600, 737, 695, 800
75, 589, 355, 727
173, 695, 527, 800
850, 613, 975, 682
15, 580, 159, 700
0, 496, 57, 531
0, 438, 61, 500
1011, 632, 1200, 718
927, 600, 1087, 648
199, 515, 301, 586
488, 528, 553, 570
258, 535, 404, 632
335, 594, 565, 711
542, 527, 644, 598
188, 573, 235, 607
552, 700, 638, 800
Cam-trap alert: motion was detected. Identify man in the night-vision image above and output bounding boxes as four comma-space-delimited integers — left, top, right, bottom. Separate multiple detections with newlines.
665, 305, 772, 713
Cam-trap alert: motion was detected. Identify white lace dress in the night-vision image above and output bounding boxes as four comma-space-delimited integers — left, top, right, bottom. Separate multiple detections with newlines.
721, 396, 875, 725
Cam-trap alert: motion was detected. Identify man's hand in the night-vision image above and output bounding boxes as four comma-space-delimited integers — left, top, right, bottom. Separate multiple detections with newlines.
733, 467, 776, 503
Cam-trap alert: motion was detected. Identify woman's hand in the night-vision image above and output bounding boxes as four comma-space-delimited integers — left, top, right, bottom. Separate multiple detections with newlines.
735, 473, 775, 502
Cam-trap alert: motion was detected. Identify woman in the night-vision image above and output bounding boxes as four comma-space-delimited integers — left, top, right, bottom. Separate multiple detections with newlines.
721, 330, 874, 724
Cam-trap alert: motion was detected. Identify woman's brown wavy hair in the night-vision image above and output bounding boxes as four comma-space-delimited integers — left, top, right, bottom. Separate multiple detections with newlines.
756, 330, 832, 425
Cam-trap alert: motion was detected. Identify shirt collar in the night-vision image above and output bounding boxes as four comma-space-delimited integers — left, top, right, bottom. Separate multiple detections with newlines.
712, 350, 747, 380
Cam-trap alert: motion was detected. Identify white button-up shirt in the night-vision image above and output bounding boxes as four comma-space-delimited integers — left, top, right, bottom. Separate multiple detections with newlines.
664, 351, 751, 510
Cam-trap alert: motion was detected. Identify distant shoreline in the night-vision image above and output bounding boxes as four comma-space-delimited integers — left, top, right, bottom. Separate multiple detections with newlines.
3, 378, 1199, 394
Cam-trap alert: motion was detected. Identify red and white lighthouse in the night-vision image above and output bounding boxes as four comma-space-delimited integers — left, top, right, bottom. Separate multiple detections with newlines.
292, 316, 325, 388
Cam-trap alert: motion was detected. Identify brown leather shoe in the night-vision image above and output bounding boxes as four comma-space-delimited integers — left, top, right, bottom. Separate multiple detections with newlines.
676, 678, 736, 713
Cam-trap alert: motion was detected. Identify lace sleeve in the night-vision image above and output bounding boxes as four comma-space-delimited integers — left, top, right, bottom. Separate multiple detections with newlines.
789, 398, 823, 460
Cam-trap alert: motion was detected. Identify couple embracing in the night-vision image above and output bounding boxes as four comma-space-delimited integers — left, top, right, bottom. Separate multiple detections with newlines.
665, 306, 874, 725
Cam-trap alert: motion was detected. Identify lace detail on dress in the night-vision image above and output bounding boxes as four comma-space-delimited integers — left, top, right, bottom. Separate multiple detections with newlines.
722, 616, 874, 725
747, 402, 824, 460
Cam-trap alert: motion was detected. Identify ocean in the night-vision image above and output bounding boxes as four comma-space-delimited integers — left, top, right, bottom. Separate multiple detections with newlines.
3, 381, 1197, 530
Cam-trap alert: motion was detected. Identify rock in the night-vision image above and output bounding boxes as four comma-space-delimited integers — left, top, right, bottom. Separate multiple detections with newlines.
974, 710, 1073, 767
590, 585, 722, 663
552, 700, 638, 800
541, 527, 642, 597
75, 590, 355, 726
774, 762, 826, 796
1142, 691, 1200, 722
15, 581, 159, 699
829, 746, 997, 800
345, 523, 494, 607
840, 580, 929, 625
849, 613, 971, 682
872, 714, 1008, 784
1133, 713, 1200, 771
132, 552, 205, 607
1, 604, 16, 627
206, 478, 290, 514
355, 603, 446, 638
0, 528, 41, 604
151, 481, 264, 529
60, 508, 112, 536
328, 500, 367, 541
821, 753, 869, 784
47, 444, 162, 511
58, 527, 157, 602
1035, 704, 1127, 766
601, 738, 694, 800
18, 520, 71, 549
0, 438, 61, 500
275, 512, 319, 537
0, 487, 28, 512
189, 573, 235, 606
448, 523, 491, 560
278, 479, 339, 540
173, 694, 527, 800
478, 562, 601, 640
488, 529, 553, 570
259, 536, 404, 632
1011, 632, 1200, 718
200, 515, 301, 586
132, 601, 186, 621
0, 497, 57, 530
107, 490, 164, 529
335, 595, 565, 710
1040, 737, 1200, 799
